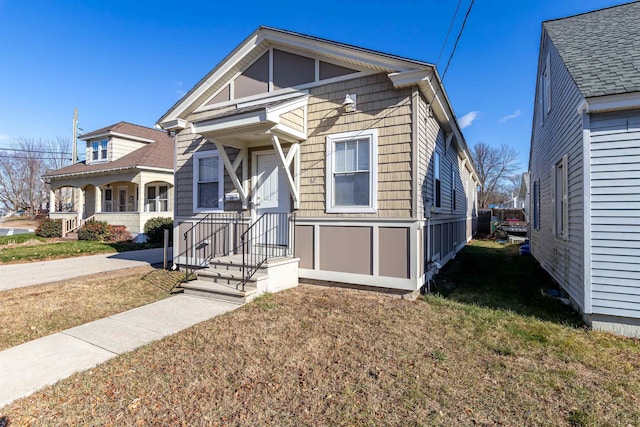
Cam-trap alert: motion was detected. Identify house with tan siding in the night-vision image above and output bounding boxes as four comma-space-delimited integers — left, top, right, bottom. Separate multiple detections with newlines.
44, 122, 174, 241
157, 27, 479, 298
529, 2, 640, 337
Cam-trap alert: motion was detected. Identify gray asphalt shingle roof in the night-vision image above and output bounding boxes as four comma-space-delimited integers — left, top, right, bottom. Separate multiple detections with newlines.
544, 1, 640, 98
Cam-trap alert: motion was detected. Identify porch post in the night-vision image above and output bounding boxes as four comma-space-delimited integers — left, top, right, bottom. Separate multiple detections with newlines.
49, 189, 56, 213
95, 186, 102, 213
77, 188, 85, 220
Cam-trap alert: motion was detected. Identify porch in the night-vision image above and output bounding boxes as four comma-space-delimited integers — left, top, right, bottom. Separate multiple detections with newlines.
48, 172, 173, 239
175, 212, 299, 302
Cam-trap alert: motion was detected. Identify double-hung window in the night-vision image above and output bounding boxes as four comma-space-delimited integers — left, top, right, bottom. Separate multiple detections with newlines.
552, 155, 568, 239
193, 150, 223, 212
146, 185, 169, 212
434, 152, 441, 209
92, 139, 108, 162
326, 129, 377, 213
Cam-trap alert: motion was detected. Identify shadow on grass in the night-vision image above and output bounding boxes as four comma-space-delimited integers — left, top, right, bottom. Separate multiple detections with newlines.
432, 240, 584, 327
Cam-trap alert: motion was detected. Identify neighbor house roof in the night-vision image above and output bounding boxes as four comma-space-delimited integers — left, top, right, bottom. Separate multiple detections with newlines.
44, 122, 173, 178
543, 1, 640, 98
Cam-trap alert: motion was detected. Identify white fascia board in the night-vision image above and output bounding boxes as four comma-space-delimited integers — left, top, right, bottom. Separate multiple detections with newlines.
584, 92, 640, 113
262, 30, 418, 72
388, 69, 432, 88
159, 33, 262, 123
265, 95, 309, 118
192, 110, 271, 135
158, 118, 188, 132
108, 132, 156, 143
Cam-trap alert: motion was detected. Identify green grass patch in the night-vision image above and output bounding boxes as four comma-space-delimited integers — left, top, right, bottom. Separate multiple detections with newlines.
0, 233, 45, 246
0, 240, 161, 263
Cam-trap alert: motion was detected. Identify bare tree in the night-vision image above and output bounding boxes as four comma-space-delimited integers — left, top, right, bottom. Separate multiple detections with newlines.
0, 138, 72, 216
472, 142, 520, 208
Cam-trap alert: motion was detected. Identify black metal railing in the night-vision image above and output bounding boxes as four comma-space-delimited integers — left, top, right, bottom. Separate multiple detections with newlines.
182, 212, 242, 283
240, 212, 295, 290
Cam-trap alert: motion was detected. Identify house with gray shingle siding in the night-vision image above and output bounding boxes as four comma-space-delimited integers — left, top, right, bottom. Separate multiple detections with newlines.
529, 1, 640, 337
157, 27, 480, 298
44, 122, 174, 241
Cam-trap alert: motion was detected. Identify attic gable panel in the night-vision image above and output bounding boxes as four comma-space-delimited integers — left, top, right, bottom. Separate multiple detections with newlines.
234, 52, 269, 99
320, 61, 358, 80
273, 49, 315, 89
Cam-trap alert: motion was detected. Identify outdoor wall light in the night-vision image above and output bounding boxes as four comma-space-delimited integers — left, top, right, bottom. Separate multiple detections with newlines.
342, 93, 357, 113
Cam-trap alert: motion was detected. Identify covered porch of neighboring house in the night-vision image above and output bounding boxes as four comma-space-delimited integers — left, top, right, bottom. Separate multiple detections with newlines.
165, 95, 307, 301
48, 170, 173, 241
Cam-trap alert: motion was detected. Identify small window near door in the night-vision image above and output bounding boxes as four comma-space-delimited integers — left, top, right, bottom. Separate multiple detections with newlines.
193, 150, 224, 212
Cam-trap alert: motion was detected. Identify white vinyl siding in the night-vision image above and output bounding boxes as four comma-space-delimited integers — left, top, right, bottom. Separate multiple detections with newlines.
326, 129, 378, 213
193, 150, 224, 212
529, 33, 585, 310
589, 110, 640, 318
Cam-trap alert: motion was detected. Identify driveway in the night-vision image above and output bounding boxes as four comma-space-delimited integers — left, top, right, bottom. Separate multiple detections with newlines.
0, 228, 33, 237
0, 247, 173, 291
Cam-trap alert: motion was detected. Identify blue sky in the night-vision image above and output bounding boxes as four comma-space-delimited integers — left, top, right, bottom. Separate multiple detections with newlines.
0, 0, 627, 171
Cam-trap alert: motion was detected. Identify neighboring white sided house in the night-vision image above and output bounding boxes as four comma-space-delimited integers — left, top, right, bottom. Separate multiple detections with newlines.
45, 122, 174, 241
529, 2, 640, 337
157, 27, 479, 296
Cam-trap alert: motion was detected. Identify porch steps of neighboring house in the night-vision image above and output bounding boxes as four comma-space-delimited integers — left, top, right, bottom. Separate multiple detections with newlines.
180, 255, 267, 304
61, 231, 79, 241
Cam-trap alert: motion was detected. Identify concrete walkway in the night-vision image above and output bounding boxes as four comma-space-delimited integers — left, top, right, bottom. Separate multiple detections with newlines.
0, 247, 172, 291
0, 294, 240, 407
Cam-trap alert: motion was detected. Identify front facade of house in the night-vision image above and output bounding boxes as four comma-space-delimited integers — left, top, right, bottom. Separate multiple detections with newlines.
45, 122, 174, 241
529, 3, 640, 337
159, 27, 479, 291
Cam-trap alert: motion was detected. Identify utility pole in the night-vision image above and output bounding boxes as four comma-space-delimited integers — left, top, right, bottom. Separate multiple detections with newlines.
72, 108, 78, 164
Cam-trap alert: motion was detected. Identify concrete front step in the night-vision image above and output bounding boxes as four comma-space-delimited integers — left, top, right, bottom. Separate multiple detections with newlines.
181, 279, 259, 304
61, 232, 79, 241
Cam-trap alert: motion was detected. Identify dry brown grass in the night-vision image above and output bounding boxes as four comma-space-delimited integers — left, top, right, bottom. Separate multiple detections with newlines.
2, 285, 639, 426
0, 267, 182, 350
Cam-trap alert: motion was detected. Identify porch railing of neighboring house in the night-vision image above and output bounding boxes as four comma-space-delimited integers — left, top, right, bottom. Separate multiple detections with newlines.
182, 212, 243, 283
240, 212, 295, 291
61, 214, 96, 238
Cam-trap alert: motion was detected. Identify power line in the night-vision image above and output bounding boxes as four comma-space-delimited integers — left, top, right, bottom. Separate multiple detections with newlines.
441, 0, 475, 81
436, 0, 463, 67
0, 147, 72, 155
0, 154, 72, 161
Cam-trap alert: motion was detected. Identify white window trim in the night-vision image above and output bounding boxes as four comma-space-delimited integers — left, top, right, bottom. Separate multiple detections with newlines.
193, 150, 224, 213
91, 139, 108, 163
325, 129, 378, 214
433, 151, 442, 210
146, 184, 170, 212
552, 155, 568, 240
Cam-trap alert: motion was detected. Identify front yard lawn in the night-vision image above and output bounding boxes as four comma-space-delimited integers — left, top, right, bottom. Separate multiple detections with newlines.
0, 266, 183, 351
0, 239, 161, 264
2, 241, 639, 426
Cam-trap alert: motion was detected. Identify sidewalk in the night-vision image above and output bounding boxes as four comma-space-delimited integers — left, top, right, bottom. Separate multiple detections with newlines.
0, 294, 240, 408
0, 247, 172, 291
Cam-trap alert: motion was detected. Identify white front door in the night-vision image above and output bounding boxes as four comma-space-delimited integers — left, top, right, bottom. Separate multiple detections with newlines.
254, 151, 290, 246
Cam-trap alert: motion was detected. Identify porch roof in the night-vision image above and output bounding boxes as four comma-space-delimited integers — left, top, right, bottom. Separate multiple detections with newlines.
44, 131, 174, 179
191, 95, 308, 145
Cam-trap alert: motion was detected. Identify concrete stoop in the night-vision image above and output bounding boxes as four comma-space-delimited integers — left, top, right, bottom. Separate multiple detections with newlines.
179, 255, 300, 303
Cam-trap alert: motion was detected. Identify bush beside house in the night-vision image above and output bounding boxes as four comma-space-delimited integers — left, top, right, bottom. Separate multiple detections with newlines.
144, 217, 173, 244
35, 218, 62, 238
78, 220, 132, 242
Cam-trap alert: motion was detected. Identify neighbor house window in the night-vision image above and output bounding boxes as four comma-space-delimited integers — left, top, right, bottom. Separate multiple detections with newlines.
325, 129, 378, 213
146, 185, 169, 212
434, 152, 441, 208
533, 179, 540, 230
193, 150, 223, 212
451, 166, 456, 211
92, 139, 108, 161
552, 155, 568, 239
